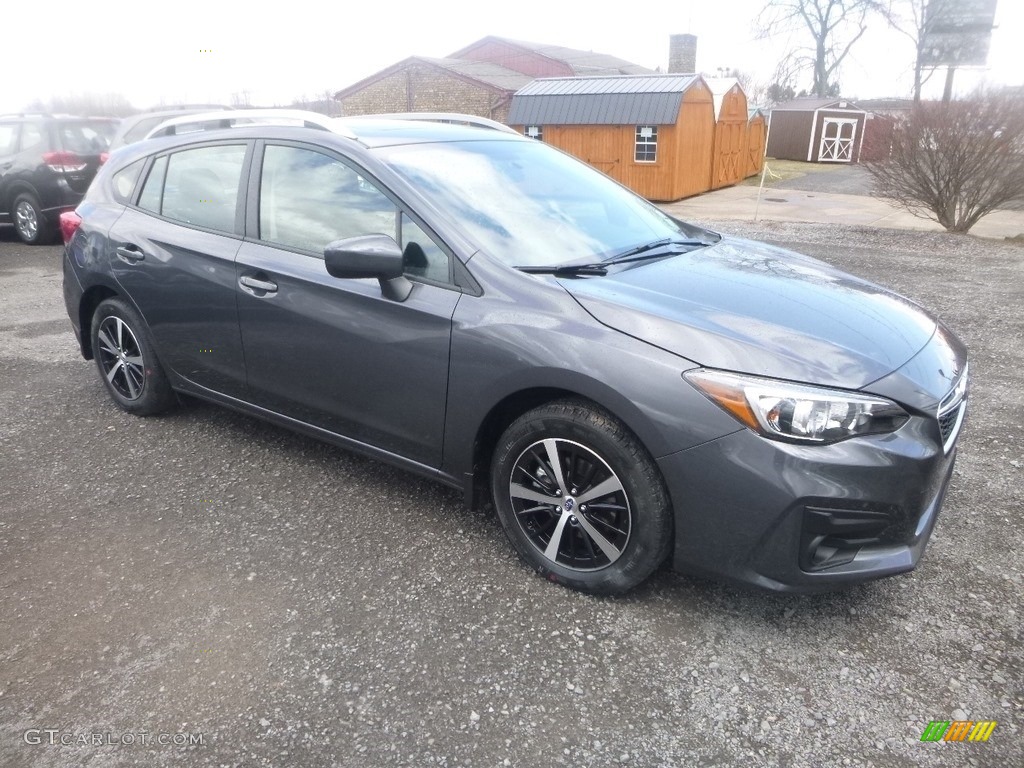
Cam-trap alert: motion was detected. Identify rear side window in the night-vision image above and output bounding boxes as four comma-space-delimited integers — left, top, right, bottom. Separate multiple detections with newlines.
137, 155, 168, 213
112, 159, 146, 205
0, 123, 19, 155
20, 123, 45, 152
140, 145, 246, 233
259, 144, 396, 254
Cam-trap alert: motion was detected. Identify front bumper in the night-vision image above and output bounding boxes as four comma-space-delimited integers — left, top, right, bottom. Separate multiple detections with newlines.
660, 414, 959, 592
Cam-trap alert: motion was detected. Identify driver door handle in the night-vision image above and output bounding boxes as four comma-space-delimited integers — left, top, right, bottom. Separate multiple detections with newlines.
239, 275, 278, 294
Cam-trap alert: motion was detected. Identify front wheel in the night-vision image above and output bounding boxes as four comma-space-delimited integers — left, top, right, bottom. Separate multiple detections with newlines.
490, 399, 673, 595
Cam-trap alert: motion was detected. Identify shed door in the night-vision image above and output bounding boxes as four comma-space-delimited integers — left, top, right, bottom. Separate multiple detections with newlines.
819, 118, 858, 162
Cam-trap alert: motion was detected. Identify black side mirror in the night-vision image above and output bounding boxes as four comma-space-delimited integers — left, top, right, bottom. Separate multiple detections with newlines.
323, 234, 412, 301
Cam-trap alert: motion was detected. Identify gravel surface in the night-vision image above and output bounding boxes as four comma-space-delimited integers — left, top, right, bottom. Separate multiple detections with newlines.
0, 225, 1021, 768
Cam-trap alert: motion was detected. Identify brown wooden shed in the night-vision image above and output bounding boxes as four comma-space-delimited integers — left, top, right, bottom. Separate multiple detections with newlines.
507, 74, 716, 202
705, 78, 750, 189
766, 98, 869, 163
745, 109, 767, 176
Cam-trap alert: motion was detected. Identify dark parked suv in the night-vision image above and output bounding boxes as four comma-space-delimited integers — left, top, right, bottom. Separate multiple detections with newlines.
62, 110, 968, 595
0, 114, 111, 244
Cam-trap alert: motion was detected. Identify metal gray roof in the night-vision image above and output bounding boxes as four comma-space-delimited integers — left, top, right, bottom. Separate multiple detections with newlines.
516, 75, 699, 96
508, 75, 700, 126
771, 98, 867, 112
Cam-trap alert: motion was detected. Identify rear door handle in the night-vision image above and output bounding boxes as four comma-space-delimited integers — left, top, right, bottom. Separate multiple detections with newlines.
239, 275, 278, 294
115, 244, 145, 263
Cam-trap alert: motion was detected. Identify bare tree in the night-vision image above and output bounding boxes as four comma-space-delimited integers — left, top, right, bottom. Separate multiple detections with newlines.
866, 90, 1024, 234
288, 90, 342, 117
878, 0, 947, 102
757, 0, 882, 97
25, 92, 136, 117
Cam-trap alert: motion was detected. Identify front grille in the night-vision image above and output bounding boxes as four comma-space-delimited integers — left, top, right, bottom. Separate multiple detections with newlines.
938, 406, 961, 443
937, 363, 968, 453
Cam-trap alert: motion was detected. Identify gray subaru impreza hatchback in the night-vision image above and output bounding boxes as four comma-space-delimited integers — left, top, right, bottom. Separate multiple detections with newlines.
62, 110, 968, 594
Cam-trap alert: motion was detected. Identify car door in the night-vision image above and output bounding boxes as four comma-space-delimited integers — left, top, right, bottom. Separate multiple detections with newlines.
235, 141, 460, 468
108, 142, 250, 398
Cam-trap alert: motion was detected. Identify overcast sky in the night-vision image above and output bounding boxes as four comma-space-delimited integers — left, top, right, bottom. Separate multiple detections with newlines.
1, 0, 1019, 113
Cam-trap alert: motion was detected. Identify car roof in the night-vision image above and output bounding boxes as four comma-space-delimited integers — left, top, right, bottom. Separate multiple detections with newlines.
339, 118, 525, 148
0, 114, 112, 122
136, 109, 523, 148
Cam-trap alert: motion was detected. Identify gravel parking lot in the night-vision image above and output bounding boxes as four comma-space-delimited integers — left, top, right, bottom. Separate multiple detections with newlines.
0, 223, 1021, 768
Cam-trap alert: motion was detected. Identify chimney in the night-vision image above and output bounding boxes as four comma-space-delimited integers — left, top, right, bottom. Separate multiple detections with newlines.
669, 34, 697, 74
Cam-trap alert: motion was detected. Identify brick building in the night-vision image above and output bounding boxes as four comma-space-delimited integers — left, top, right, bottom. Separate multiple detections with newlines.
334, 36, 651, 122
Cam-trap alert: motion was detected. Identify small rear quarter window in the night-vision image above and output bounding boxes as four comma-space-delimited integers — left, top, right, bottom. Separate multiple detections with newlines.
112, 159, 146, 205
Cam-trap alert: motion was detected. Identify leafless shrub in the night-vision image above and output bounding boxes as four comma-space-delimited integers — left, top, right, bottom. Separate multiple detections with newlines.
867, 91, 1024, 234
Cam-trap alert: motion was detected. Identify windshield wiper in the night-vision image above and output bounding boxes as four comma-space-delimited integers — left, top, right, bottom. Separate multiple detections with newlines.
515, 236, 713, 277
605, 237, 711, 265
515, 263, 608, 277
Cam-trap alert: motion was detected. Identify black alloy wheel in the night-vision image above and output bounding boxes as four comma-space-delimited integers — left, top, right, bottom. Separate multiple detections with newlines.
12, 193, 55, 244
91, 297, 176, 415
491, 399, 672, 595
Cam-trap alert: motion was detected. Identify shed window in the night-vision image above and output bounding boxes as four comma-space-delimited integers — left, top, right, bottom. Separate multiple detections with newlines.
524, 125, 543, 141
635, 126, 658, 162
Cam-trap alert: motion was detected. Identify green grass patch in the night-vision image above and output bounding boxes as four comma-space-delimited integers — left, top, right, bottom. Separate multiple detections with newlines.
740, 159, 851, 187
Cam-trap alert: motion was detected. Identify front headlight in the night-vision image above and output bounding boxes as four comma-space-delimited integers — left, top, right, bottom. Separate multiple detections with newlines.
684, 369, 909, 444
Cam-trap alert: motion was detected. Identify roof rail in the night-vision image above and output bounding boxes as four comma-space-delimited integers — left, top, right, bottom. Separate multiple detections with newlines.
345, 112, 518, 135
143, 104, 232, 113
144, 109, 357, 141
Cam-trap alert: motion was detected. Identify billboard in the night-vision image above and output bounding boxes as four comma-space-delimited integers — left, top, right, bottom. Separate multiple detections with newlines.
920, 0, 998, 67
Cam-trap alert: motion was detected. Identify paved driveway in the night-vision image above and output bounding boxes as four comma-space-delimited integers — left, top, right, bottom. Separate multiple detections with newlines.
0, 227, 1020, 767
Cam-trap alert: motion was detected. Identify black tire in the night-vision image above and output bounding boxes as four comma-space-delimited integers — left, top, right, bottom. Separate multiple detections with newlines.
12, 192, 56, 245
90, 297, 176, 416
490, 399, 672, 595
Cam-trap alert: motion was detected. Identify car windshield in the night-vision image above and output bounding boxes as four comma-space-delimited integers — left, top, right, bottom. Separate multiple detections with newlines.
376, 139, 700, 268
119, 116, 170, 146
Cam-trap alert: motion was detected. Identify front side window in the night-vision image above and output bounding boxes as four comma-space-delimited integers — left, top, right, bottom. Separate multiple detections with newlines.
524, 125, 543, 141
159, 145, 246, 233
400, 213, 450, 283
259, 145, 397, 255
635, 126, 658, 163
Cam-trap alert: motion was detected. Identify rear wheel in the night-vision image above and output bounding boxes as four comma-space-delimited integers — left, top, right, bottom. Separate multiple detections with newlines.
91, 297, 176, 415
490, 399, 672, 595
12, 193, 55, 245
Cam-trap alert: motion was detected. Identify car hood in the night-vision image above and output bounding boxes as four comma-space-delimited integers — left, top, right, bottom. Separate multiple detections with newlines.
563, 237, 938, 390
